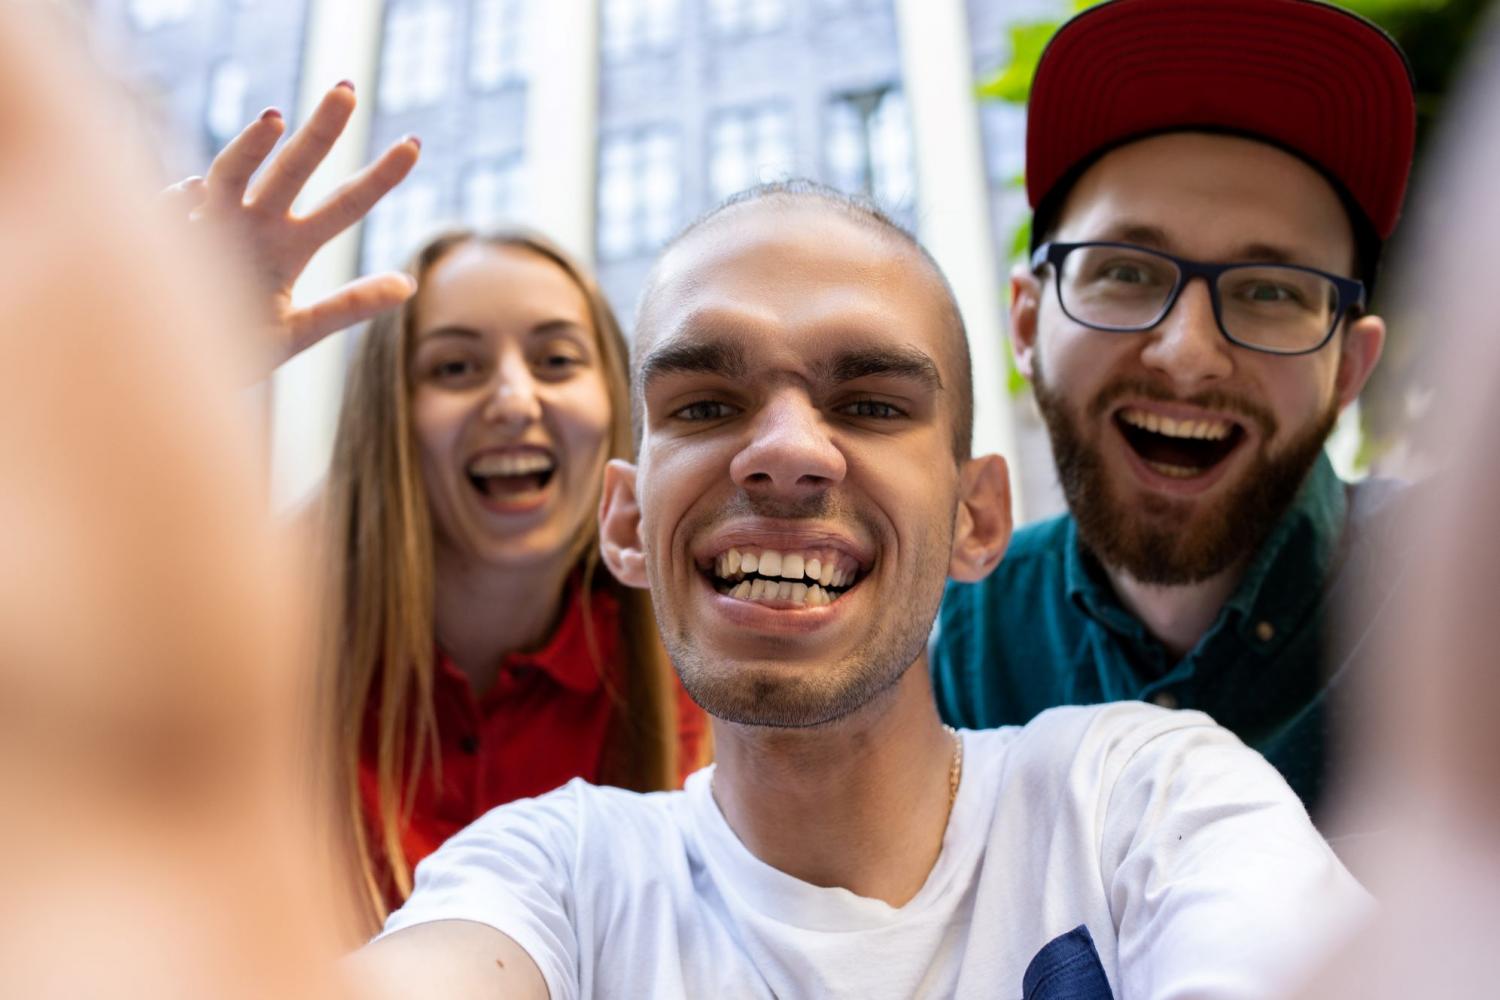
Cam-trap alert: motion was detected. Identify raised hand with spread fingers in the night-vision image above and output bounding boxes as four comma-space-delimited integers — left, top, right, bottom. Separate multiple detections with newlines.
165, 80, 421, 371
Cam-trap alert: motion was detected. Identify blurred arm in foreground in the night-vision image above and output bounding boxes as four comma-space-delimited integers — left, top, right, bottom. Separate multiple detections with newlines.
0, 5, 349, 998
1297, 15, 1500, 999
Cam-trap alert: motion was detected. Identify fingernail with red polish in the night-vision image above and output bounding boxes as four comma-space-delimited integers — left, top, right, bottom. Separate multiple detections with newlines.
402, 134, 421, 151
259, 107, 282, 121
335, 79, 355, 92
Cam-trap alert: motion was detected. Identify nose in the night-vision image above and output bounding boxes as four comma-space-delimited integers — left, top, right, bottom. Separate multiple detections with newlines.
730, 389, 847, 499
481, 353, 542, 429
1138, 277, 1234, 389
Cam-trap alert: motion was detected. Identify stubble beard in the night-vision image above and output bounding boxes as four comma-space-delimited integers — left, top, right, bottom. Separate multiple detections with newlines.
1031, 357, 1339, 586
652, 491, 951, 729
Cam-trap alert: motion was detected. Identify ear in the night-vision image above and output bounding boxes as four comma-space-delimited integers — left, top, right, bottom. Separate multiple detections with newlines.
1334, 313, 1386, 410
599, 458, 649, 589
949, 454, 1012, 582
1009, 262, 1042, 381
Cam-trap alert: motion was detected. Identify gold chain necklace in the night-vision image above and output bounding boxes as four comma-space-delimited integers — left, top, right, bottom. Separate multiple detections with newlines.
943, 724, 963, 809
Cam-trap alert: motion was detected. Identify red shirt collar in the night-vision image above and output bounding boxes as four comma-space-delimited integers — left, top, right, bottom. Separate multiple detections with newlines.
434, 579, 621, 707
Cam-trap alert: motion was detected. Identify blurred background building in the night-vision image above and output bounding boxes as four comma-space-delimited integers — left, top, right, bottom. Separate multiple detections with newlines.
81, 0, 1490, 516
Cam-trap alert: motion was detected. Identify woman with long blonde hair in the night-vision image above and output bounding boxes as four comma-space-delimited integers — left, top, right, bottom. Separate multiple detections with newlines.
175, 84, 706, 931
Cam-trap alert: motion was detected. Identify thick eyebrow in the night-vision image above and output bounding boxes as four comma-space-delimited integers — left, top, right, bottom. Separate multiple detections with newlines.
820, 345, 943, 391
638, 339, 750, 390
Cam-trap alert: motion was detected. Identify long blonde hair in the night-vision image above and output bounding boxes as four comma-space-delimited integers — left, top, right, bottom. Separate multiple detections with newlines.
319, 229, 682, 932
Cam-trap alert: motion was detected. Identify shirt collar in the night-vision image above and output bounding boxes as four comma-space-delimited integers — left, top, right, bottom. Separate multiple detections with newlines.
1065, 451, 1347, 643
1221, 451, 1346, 636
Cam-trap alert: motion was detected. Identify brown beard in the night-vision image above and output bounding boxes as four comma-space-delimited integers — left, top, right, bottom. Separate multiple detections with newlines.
1031, 359, 1339, 585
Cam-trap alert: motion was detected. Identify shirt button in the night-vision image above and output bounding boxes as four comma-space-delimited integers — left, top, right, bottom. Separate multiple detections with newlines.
1151, 691, 1179, 710
458, 735, 479, 754
1255, 621, 1276, 642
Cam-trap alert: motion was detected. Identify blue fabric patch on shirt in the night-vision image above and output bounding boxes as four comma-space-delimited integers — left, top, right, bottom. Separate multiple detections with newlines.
1022, 925, 1113, 1000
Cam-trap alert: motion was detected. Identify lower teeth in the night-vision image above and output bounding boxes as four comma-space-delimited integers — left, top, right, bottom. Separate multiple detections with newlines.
726, 579, 836, 607
1146, 461, 1203, 479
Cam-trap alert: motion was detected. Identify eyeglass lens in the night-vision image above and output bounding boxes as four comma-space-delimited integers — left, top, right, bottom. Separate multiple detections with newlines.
1057, 244, 1339, 353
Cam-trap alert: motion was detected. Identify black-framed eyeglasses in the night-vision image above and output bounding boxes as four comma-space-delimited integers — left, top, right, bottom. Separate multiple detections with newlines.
1030, 241, 1366, 356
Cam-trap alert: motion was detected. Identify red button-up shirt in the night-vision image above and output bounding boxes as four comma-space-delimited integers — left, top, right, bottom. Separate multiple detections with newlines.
358, 584, 706, 904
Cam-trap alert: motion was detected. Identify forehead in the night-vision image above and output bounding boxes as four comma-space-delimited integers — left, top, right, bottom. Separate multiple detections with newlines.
417, 241, 591, 331
1055, 132, 1355, 271
639, 204, 949, 375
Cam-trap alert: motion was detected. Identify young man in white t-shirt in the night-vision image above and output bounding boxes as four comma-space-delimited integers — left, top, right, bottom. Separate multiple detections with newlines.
345, 182, 1367, 1000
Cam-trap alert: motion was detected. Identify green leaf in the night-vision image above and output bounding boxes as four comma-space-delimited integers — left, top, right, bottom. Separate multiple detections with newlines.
977, 21, 1062, 104
1341, 0, 1448, 17
1010, 213, 1032, 262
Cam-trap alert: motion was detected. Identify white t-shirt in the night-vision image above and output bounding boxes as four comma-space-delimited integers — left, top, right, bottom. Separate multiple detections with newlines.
381, 703, 1368, 999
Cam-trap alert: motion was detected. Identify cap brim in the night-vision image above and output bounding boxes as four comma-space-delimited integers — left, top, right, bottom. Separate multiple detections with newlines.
1026, 0, 1415, 238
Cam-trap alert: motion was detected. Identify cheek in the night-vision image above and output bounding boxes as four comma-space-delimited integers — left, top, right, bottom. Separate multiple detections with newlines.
1037, 320, 1118, 388
410, 391, 464, 468
1253, 357, 1341, 440
549, 376, 615, 468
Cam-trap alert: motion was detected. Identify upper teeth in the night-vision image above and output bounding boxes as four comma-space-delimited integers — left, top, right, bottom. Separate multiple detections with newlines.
469, 452, 555, 476
713, 548, 856, 589
1120, 408, 1231, 441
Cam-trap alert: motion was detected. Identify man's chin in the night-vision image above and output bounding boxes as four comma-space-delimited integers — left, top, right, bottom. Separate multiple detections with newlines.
1086, 489, 1250, 585
1074, 428, 1333, 584
678, 661, 883, 729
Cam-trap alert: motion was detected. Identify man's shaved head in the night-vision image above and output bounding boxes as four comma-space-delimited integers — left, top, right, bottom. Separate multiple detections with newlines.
632, 180, 974, 460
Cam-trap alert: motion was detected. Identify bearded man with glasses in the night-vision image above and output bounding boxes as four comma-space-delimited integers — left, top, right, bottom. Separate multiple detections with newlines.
933, 0, 1415, 820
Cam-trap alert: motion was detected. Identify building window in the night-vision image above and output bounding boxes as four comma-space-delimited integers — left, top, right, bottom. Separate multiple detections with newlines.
379, 2, 455, 113
708, 0, 786, 36
205, 61, 249, 145
824, 86, 914, 214
601, 0, 681, 60
362, 180, 442, 274
470, 0, 526, 90
462, 157, 527, 228
816, 0, 887, 13
128, 0, 195, 30
707, 105, 793, 202
597, 127, 680, 261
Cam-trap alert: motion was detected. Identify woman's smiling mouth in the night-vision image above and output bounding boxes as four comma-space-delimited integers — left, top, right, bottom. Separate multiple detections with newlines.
466, 448, 557, 505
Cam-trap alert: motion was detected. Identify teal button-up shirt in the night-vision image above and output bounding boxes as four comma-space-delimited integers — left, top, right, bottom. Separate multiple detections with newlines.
932, 453, 1402, 816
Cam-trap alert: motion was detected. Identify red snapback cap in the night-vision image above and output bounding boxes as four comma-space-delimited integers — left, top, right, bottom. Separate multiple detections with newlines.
1026, 0, 1416, 239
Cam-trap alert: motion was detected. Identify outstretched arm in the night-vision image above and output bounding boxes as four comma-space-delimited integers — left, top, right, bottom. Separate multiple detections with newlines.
171, 81, 422, 374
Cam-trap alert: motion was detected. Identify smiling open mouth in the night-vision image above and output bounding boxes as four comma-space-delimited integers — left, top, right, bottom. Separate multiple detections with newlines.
1115, 407, 1244, 480
708, 547, 864, 608
467, 451, 556, 498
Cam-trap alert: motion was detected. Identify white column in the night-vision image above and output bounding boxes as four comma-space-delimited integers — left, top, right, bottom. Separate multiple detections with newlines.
268, 0, 385, 509
892, 0, 1024, 521
516, 0, 601, 266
